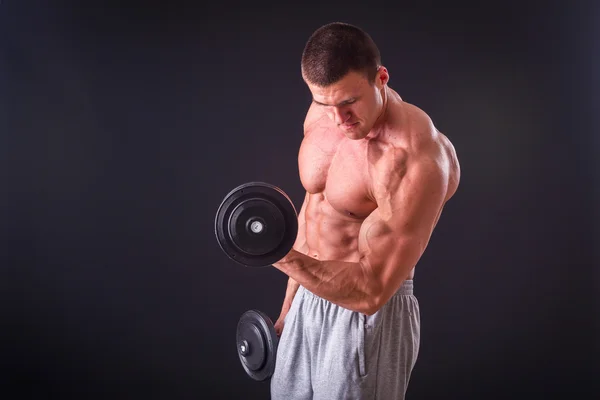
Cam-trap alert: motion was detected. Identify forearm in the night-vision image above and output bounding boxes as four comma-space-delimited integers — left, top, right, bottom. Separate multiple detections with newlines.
278, 193, 308, 315
273, 250, 379, 315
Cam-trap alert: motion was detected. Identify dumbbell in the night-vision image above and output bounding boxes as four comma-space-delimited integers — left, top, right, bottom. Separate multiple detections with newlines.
215, 182, 297, 381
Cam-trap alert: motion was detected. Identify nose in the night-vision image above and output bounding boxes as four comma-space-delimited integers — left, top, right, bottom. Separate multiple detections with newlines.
329, 106, 350, 125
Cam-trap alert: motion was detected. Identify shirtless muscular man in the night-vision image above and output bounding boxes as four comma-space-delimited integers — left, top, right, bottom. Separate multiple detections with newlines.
269, 22, 461, 400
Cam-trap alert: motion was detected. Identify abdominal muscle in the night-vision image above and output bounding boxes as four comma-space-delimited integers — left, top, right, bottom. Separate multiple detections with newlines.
301, 192, 416, 280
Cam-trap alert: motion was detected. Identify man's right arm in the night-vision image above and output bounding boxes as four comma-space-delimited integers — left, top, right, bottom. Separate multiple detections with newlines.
275, 103, 316, 332
275, 192, 309, 329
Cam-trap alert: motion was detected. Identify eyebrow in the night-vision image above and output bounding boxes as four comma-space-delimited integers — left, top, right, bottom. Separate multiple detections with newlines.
312, 97, 357, 107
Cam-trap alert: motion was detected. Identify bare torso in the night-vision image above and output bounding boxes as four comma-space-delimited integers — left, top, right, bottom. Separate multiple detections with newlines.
297, 89, 460, 280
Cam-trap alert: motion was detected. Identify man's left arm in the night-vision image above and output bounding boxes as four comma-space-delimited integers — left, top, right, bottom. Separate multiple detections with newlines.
272, 155, 448, 315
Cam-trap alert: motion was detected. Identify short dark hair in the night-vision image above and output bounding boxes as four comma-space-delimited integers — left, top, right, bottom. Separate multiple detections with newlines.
301, 22, 381, 86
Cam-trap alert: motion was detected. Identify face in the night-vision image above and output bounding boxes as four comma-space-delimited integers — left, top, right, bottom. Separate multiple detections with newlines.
305, 67, 389, 140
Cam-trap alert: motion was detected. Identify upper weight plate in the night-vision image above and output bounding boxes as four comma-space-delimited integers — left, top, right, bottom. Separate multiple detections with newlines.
236, 309, 278, 381
215, 182, 298, 267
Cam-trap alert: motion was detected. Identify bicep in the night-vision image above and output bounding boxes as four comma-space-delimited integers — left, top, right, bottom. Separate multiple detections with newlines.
358, 159, 448, 290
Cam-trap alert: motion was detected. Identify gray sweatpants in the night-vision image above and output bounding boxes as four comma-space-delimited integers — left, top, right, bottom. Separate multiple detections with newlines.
270, 280, 420, 400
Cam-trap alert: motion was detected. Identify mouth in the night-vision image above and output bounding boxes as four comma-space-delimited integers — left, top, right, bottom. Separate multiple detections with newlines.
340, 122, 358, 130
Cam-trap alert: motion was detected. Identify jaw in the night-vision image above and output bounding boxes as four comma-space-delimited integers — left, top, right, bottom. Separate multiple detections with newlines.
340, 123, 370, 140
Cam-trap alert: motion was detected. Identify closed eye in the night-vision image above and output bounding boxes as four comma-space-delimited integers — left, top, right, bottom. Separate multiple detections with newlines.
313, 97, 358, 107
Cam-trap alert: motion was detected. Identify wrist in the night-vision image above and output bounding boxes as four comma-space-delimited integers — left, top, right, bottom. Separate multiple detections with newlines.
278, 249, 313, 272
279, 249, 298, 264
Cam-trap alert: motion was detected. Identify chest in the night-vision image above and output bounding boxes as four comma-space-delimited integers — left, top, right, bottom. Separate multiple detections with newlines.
299, 136, 375, 218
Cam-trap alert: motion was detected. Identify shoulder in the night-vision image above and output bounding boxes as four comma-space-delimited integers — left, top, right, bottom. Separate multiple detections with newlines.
367, 102, 448, 197
396, 101, 460, 196
303, 102, 329, 137
399, 102, 440, 149
368, 102, 436, 166
302, 102, 344, 151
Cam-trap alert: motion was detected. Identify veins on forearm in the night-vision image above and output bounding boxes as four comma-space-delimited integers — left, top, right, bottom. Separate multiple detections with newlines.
276, 251, 373, 312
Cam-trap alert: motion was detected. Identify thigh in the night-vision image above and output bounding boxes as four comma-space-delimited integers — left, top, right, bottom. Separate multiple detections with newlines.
371, 294, 421, 399
314, 294, 421, 400
312, 311, 368, 400
270, 291, 312, 400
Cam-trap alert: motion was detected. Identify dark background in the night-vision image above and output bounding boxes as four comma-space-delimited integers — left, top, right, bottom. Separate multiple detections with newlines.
2, 0, 598, 399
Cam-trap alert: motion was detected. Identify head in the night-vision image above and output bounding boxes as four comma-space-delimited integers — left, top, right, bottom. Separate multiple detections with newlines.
301, 22, 389, 139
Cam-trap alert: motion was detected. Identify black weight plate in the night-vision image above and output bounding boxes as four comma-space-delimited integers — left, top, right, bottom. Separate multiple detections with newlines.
215, 182, 298, 267
236, 309, 278, 381
229, 198, 285, 256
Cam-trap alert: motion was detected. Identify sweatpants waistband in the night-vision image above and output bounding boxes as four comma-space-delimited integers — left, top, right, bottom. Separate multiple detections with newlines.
301, 279, 414, 301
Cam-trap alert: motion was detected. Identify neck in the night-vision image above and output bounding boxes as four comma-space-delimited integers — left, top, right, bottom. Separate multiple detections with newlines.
367, 86, 389, 139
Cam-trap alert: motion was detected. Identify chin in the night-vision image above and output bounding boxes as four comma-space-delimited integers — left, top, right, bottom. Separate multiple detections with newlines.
340, 124, 365, 139
352, 128, 369, 139
345, 131, 368, 140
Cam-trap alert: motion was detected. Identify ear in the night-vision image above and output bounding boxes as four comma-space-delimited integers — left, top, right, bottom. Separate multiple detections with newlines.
375, 66, 389, 88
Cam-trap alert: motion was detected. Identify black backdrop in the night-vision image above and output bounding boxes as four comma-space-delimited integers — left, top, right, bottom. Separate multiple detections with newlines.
3, 1, 598, 399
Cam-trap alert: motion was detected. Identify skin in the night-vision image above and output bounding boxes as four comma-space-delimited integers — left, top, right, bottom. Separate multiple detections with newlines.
273, 66, 461, 334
